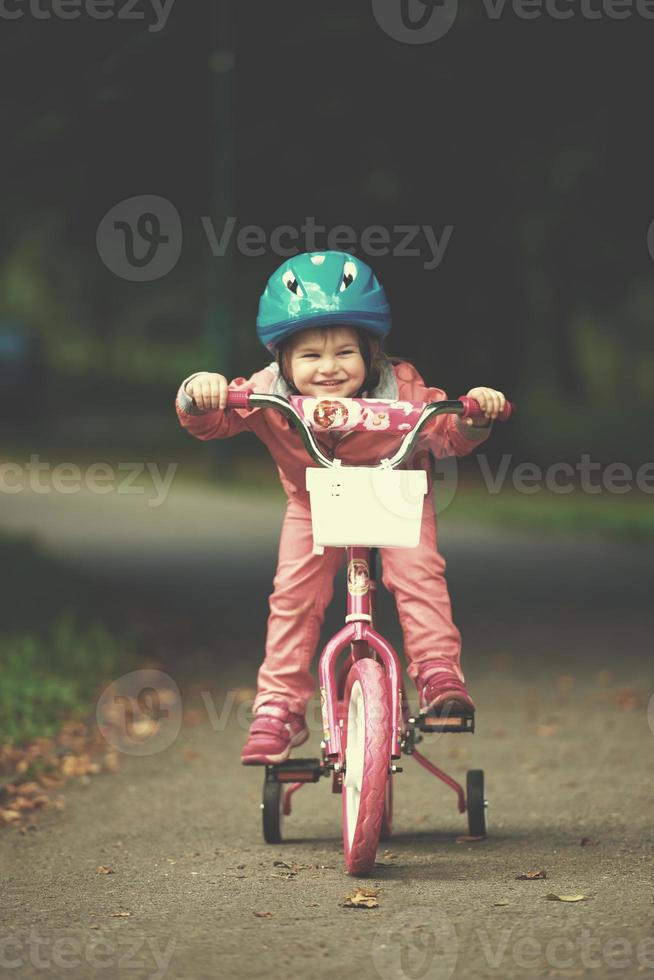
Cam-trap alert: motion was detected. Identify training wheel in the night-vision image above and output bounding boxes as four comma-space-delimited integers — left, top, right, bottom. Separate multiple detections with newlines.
466, 769, 488, 837
262, 776, 284, 844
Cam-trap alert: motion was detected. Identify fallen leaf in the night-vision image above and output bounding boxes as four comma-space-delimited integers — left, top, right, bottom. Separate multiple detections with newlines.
455, 835, 486, 844
535, 723, 560, 737
36, 772, 64, 790
183, 709, 203, 726
13, 781, 42, 796
545, 894, 586, 903
615, 689, 643, 711
273, 860, 293, 869
232, 687, 257, 705
494, 900, 510, 906
96, 866, 114, 875
516, 870, 547, 880
61, 754, 98, 778
0, 809, 21, 824
103, 753, 120, 773
253, 911, 273, 918
343, 888, 379, 909
61, 720, 88, 737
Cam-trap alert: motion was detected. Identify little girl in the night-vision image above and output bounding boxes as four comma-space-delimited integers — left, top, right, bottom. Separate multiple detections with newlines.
175, 251, 506, 765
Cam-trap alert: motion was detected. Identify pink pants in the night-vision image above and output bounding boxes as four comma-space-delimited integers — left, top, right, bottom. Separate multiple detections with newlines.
252, 495, 463, 717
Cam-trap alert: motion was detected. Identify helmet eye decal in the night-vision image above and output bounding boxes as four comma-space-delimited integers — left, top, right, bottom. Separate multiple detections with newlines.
282, 269, 304, 298
339, 260, 357, 292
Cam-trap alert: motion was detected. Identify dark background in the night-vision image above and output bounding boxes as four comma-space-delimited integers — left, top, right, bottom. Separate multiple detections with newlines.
1, 0, 653, 466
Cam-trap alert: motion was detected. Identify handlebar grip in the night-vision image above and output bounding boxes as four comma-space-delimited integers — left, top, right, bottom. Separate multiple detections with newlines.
458, 396, 514, 422
225, 390, 252, 409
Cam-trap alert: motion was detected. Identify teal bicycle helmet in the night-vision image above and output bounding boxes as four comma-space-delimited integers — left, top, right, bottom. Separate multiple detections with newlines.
256, 251, 391, 353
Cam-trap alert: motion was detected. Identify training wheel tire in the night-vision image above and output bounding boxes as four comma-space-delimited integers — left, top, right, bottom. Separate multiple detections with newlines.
466, 769, 487, 837
262, 777, 284, 844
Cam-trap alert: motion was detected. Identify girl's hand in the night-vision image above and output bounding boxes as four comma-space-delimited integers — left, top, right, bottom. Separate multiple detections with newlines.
185, 372, 229, 411
464, 387, 507, 426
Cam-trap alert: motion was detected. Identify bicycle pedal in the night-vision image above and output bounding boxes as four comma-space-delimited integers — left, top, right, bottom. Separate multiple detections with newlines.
409, 711, 475, 734
265, 758, 325, 783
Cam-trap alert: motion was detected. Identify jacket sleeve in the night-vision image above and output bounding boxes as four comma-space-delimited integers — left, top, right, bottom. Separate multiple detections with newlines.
419, 384, 493, 460
174, 365, 277, 442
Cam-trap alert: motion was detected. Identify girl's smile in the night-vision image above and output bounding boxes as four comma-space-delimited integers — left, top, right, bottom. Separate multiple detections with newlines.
288, 326, 366, 398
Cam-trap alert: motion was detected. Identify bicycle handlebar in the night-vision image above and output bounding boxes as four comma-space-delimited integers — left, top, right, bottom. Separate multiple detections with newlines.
458, 395, 512, 422
222, 390, 514, 469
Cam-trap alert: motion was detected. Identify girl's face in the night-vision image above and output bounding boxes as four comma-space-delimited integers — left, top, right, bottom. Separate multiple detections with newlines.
287, 326, 366, 398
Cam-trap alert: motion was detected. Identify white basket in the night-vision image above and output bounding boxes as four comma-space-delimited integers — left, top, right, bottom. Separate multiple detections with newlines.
305, 467, 428, 548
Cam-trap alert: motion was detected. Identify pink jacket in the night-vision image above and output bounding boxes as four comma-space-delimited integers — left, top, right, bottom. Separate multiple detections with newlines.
175, 360, 491, 502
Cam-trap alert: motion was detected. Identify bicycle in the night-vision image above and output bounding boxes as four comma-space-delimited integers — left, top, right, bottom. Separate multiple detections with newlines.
225, 387, 512, 875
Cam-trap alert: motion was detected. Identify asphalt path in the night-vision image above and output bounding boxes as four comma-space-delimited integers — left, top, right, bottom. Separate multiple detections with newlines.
1, 480, 653, 980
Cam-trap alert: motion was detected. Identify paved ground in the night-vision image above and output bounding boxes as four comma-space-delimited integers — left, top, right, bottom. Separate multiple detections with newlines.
1, 481, 653, 980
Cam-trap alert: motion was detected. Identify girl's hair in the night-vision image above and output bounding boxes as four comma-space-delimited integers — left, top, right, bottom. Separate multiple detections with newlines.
276, 327, 402, 396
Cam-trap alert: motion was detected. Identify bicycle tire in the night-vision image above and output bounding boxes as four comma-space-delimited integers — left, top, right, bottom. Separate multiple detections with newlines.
342, 659, 391, 875
379, 772, 393, 842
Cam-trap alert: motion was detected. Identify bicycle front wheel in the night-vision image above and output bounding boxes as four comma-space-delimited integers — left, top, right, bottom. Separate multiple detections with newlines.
342, 659, 391, 876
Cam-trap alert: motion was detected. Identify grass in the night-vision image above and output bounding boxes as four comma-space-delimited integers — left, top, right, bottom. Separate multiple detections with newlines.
440, 484, 654, 540
0, 534, 135, 745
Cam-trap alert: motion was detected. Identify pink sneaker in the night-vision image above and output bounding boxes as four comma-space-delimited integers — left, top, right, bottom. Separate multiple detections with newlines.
416, 661, 475, 716
241, 700, 309, 766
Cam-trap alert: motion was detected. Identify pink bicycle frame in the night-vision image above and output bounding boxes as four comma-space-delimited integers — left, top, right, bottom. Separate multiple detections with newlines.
317, 545, 403, 763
